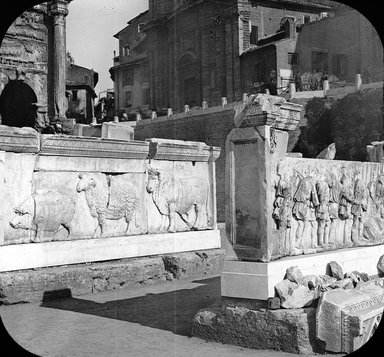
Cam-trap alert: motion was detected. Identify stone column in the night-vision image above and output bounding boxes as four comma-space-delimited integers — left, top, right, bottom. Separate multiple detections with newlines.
47, 0, 71, 126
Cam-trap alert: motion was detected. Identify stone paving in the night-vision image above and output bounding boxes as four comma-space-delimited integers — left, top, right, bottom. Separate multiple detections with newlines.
1, 275, 347, 357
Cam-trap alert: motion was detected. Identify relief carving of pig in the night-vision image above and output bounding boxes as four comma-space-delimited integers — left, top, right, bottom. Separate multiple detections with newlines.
9, 190, 76, 242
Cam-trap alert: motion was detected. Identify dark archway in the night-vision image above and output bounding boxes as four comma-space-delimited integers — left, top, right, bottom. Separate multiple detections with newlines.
178, 53, 200, 108
0, 80, 37, 128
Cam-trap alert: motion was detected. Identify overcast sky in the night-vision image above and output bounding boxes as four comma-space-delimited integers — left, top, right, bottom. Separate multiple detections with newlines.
66, 0, 147, 96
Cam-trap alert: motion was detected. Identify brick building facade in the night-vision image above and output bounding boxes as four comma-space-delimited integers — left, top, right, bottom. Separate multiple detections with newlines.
109, 11, 150, 118
111, 0, 333, 114
241, 3, 383, 93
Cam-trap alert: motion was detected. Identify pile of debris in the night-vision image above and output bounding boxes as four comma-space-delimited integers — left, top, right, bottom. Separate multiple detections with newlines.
272, 259, 383, 309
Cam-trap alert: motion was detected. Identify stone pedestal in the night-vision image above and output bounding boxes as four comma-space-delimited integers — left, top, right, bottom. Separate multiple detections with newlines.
101, 121, 134, 141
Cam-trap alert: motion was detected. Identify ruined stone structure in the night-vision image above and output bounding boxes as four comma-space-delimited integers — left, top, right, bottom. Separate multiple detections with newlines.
0, 1, 72, 131
191, 92, 384, 354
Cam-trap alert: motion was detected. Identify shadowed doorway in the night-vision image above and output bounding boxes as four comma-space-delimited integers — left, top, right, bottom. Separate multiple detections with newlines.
0, 80, 37, 128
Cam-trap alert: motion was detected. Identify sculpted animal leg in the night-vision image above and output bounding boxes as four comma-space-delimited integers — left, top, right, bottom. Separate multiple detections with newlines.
168, 203, 176, 232
62, 222, 72, 239
179, 212, 193, 229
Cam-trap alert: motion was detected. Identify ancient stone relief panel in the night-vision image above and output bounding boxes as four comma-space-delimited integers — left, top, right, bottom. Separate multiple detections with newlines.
2, 152, 36, 244
272, 158, 384, 258
7, 171, 147, 242
146, 161, 214, 233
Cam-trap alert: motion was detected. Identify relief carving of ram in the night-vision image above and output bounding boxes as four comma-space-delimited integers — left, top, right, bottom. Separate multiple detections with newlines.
9, 190, 76, 242
76, 173, 140, 237
146, 167, 211, 232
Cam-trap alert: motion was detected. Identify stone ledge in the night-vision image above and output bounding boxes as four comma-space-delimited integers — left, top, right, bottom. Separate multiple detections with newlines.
0, 125, 40, 153
147, 138, 220, 162
0, 249, 225, 304
0, 230, 221, 272
40, 135, 149, 159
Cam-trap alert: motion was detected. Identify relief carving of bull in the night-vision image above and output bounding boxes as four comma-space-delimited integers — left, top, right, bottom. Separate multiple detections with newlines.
146, 167, 211, 232
9, 190, 76, 242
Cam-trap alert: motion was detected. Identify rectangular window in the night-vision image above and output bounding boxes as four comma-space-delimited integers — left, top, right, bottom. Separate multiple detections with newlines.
123, 44, 130, 57
142, 65, 149, 82
288, 52, 299, 66
72, 90, 78, 101
250, 25, 258, 45
142, 88, 150, 105
122, 68, 134, 87
125, 91, 132, 107
311, 51, 328, 73
336, 54, 347, 76
304, 15, 311, 24
253, 63, 264, 82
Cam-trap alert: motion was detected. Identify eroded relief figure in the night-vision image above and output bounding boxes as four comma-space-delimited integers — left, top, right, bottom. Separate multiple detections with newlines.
10, 190, 76, 241
292, 168, 319, 250
325, 171, 342, 245
146, 167, 211, 232
339, 171, 354, 245
273, 167, 293, 254
76, 173, 139, 237
316, 170, 331, 247
364, 173, 384, 241
351, 173, 368, 244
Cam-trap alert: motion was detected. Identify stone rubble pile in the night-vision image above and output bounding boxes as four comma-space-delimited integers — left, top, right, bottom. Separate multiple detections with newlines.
274, 258, 377, 309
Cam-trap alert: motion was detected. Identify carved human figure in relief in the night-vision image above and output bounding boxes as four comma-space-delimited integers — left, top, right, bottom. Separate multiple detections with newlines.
339, 171, 354, 245
325, 171, 342, 245
10, 190, 76, 241
76, 173, 139, 237
351, 172, 368, 244
146, 167, 211, 233
292, 168, 319, 250
273, 167, 293, 254
365, 173, 384, 241
316, 170, 331, 247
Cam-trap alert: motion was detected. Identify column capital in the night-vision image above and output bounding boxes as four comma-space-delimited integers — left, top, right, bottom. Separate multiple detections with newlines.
47, 0, 72, 18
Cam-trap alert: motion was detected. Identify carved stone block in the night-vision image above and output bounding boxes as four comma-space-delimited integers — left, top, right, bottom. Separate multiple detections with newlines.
0, 125, 40, 153
40, 134, 149, 159
147, 138, 220, 162
316, 283, 384, 353
101, 122, 134, 141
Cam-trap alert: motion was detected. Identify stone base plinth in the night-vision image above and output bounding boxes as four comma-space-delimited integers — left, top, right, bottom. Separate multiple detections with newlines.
222, 245, 384, 300
192, 302, 321, 354
0, 248, 224, 304
0, 230, 221, 272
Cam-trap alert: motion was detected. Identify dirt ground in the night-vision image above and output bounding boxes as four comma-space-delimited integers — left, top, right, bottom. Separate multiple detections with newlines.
0, 275, 368, 357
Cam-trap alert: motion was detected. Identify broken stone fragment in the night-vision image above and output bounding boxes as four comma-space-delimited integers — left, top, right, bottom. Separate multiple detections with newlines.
275, 279, 315, 309
319, 275, 337, 286
377, 255, 384, 274
303, 275, 322, 289
267, 297, 281, 310
328, 261, 344, 280
344, 272, 359, 285
355, 277, 384, 290
351, 271, 369, 282
329, 278, 354, 290
285, 266, 304, 284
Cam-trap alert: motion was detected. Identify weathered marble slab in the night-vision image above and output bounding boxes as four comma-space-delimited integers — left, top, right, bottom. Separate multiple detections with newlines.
147, 138, 220, 162
101, 122, 134, 141
0, 125, 40, 153
0, 230, 221, 272
316, 282, 384, 353
40, 134, 149, 159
